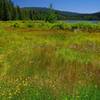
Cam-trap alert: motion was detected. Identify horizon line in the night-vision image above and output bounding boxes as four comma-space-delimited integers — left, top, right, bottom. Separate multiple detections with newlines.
21, 6, 100, 14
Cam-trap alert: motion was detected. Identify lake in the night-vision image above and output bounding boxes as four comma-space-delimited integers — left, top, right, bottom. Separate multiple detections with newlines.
64, 20, 100, 23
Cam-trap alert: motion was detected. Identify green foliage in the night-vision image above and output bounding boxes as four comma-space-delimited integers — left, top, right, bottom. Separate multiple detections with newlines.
0, 0, 58, 21
8, 21, 100, 32
70, 22, 100, 32
12, 22, 20, 28
27, 24, 33, 28
44, 9, 58, 23
50, 23, 64, 29
15, 6, 22, 20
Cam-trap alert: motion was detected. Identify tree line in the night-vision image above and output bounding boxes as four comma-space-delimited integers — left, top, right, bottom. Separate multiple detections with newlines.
0, 0, 57, 22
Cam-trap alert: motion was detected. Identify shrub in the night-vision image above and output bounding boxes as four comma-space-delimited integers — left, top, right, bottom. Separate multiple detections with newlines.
50, 23, 64, 30
27, 24, 33, 28
12, 23, 20, 28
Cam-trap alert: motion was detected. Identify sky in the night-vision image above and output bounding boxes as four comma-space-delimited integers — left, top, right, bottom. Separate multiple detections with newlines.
12, 0, 100, 13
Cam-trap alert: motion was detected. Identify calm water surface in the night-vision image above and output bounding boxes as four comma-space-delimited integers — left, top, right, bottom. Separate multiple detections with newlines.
64, 20, 100, 23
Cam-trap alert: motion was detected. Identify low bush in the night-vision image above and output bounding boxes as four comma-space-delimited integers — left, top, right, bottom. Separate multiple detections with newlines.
27, 24, 33, 28
12, 23, 20, 28
51, 24, 64, 29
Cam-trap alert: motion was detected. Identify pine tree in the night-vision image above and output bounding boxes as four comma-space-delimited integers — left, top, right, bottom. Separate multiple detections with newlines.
0, 0, 15, 20
2, 0, 11, 20
45, 4, 58, 22
8, 0, 16, 20
0, 0, 3, 20
16, 6, 22, 20
29, 10, 34, 20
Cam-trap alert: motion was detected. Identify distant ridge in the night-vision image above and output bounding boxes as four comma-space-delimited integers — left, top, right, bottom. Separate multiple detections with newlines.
22, 7, 80, 15
22, 7, 100, 20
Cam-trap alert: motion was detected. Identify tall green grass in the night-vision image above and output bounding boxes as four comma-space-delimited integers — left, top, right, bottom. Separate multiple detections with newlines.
0, 21, 100, 100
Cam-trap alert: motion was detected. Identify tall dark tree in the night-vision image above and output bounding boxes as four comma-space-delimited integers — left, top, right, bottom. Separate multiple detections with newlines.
0, 0, 15, 20
16, 6, 22, 20
0, 0, 3, 20
8, 0, 16, 20
2, 0, 12, 20
29, 10, 34, 20
45, 4, 58, 22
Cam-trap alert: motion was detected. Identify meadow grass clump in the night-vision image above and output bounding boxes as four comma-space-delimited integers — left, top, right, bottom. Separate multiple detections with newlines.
50, 23, 65, 30
70, 22, 100, 32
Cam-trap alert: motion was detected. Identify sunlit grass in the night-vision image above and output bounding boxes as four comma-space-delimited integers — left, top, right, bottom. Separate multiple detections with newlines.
0, 21, 100, 100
